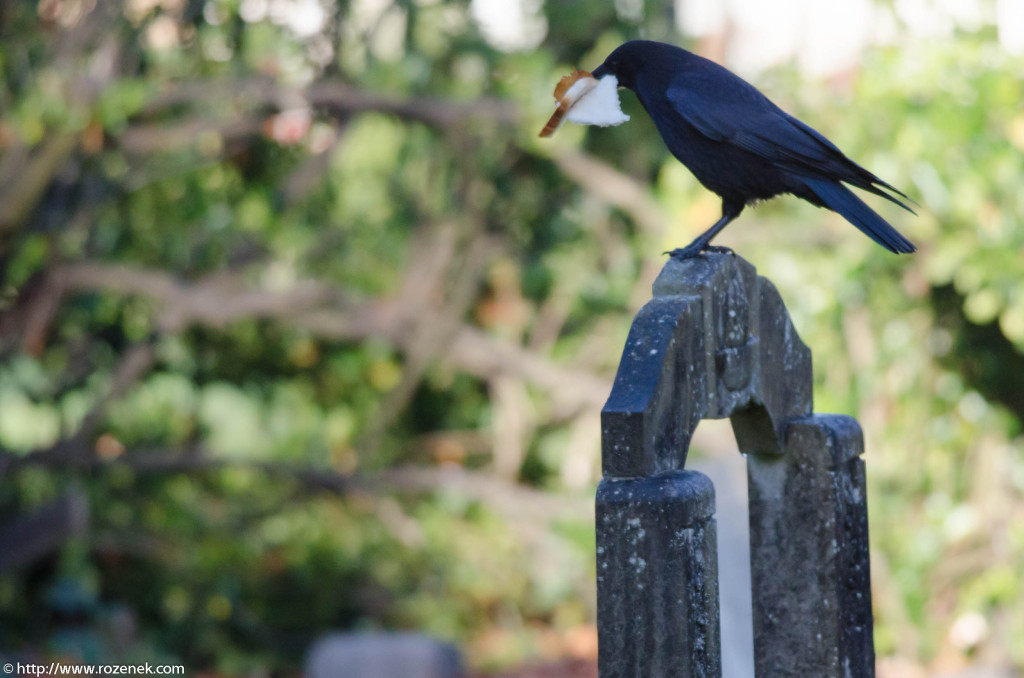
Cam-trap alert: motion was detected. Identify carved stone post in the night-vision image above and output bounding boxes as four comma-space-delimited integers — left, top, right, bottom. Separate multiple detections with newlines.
747, 414, 874, 677
597, 252, 874, 678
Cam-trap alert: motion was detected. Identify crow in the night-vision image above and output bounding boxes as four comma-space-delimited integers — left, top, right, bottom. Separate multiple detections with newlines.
587, 40, 916, 258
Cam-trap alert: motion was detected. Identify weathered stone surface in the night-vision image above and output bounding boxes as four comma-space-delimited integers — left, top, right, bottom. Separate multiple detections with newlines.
602, 296, 706, 477
596, 471, 720, 678
598, 253, 876, 678
746, 415, 872, 678
603, 253, 812, 477
305, 632, 464, 678
731, 276, 813, 457
598, 253, 874, 678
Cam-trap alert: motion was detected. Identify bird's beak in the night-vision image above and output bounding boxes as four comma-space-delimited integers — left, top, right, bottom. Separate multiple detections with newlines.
590, 63, 609, 79
538, 66, 629, 138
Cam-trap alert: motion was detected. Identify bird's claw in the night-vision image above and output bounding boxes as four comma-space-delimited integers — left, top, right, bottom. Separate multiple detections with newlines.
664, 247, 700, 260
664, 244, 735, 260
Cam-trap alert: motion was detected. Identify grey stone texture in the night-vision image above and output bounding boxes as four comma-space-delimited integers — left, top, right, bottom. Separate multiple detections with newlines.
598, 252, 874, 678
747, 415, 874, 678
596, 471, 720, 677
602, 253, 812, 478
304, 632, 464, 678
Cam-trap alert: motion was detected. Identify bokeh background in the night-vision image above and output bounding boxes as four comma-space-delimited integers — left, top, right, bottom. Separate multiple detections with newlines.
1, 0, 1023, 675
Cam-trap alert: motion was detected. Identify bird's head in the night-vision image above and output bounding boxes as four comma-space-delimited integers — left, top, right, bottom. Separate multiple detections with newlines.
538, 40, 679, 138
590, 40, 651, 90
592, 40, 689, 91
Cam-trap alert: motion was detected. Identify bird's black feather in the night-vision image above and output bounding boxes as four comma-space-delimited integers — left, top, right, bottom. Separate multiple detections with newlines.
590, 40, 916, 255
802, 178, 916, 253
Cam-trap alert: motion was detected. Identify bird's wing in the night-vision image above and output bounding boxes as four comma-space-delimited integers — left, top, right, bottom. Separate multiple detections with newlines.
666, 72, 827, 164
665, 73, 913, 210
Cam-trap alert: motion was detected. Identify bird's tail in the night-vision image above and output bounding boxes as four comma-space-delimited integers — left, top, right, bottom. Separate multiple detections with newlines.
802, 177, 916, 254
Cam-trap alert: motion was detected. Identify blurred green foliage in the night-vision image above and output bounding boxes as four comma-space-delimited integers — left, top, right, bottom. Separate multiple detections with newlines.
0, 0, 1023, 674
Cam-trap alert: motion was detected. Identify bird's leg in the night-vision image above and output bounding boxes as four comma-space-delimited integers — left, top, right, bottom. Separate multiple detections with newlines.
666, 201, 743, 260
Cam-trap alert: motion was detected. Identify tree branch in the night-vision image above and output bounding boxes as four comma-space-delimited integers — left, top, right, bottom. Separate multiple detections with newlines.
1, 445, 591, 525
59, 262, 611, 415
0, 132, 80, 233
548, 150, 668, 237
123, 78, 519, 154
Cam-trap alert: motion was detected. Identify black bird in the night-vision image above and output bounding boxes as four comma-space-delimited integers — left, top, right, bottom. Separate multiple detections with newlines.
587, 40, 916, 258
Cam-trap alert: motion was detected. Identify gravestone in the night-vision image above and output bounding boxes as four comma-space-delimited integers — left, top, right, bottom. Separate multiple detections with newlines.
305, 632, 464, 678
597, 253, 874, 678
